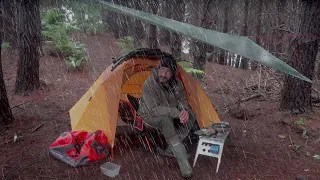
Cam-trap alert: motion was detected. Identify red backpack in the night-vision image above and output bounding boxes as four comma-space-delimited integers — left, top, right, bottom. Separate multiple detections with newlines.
49, 130, 110, 167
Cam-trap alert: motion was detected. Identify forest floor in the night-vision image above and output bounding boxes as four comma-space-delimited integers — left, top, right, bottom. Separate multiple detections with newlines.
1, 31, 320, 180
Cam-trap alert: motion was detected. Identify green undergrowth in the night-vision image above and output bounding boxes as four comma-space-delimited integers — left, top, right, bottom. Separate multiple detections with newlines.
178, 61, 206, 80
41, 9, 88, 70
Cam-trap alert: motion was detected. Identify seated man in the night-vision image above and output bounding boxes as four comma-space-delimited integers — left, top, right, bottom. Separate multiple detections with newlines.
137, 57, 198, 178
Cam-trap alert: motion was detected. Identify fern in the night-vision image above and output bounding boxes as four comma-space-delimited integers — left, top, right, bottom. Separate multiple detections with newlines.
184, 68, 206, 79
178, 61, 206, 79
116, 36, 135, 54
1, 42, 11, 49
178, 61, 192, 68
41, 9, 65, 25
65, 41, 88, 70
41, 9, 87, 70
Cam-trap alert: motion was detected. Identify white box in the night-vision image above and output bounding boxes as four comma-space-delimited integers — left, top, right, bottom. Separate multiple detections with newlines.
100, 162, 121, 177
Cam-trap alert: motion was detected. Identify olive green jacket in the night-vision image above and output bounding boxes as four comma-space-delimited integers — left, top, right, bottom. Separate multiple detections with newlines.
137, 68, 190, 119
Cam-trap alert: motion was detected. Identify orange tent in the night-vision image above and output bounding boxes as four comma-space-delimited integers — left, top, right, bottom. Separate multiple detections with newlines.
69, 48, 221, 147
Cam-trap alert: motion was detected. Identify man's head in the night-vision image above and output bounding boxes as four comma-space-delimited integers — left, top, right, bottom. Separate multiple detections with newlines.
158, 57, 177, 83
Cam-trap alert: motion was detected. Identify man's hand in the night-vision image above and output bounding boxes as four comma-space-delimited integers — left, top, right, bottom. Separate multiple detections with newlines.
179, 110, 189, 124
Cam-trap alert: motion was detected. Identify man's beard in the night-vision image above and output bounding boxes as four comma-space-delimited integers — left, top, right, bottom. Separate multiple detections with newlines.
159, 76, 168, 82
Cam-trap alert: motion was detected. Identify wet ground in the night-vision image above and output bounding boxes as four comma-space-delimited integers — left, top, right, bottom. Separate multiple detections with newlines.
1, 31, 320, 180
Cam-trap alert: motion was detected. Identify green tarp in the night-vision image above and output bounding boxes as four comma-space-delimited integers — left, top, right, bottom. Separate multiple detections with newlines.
98, 1, 312, 83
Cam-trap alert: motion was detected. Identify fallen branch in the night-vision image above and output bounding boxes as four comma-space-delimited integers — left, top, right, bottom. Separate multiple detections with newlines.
36, 175, 58, 179
312, 87, 320, 95
288, 135, 300, 155
10, 98, 38, 109
222, 83, 238, 93
32, 122, 45, 132
0, 139, 13, 146
243, 151, 268, 160
279, 120, 292, 126
240, 94, 262, 102
297, 125, 313, 137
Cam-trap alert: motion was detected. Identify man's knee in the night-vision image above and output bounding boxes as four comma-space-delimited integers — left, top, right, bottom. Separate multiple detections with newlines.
158, 116, 177, 139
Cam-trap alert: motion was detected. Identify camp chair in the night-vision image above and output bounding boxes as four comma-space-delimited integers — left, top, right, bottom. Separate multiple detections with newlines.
118, 94, 166, 153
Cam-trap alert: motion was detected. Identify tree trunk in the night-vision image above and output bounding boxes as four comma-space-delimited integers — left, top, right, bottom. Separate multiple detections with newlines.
1, 0, 18, 49
147, 0, 159, 48
317, 51, 320, 79
15, 0, 41, 94
102, 0, 120, 38
192, 41, 207, 71
234, 55, 241, 68
169, 0, 184, 61
280, 0, 320, 114
158, 1, 171, 44
218, 0, 229, 65
226, 54, 232, 66
117, 0, 129, 37
252, 0, 264, 70
191, 0, 213, 70
0, 11, 14, 126
131, 1, 145, 42
275, 0, 286, 59
240, 0, 249, 70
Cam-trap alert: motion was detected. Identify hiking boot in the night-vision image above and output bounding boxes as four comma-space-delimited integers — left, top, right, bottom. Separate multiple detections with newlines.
168, 136, 193, 178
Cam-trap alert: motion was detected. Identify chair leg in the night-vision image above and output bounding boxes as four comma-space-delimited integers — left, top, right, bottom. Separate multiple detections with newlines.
145, 136, 153, 153
110, 147, 114, 160
193, 153, 199, 167
216, 158, 221, 173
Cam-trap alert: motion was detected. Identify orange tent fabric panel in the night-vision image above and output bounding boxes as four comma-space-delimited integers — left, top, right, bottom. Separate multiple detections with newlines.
121, 71, 151, 96
70, 64, 125, 147
178, 66, 220, 128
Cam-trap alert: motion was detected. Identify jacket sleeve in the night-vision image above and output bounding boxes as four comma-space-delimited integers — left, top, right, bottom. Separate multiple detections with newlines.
141, 84, 181, 118
174, 80, 190, 111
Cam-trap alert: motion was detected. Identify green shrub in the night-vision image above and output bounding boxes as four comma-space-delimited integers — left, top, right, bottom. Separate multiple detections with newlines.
41, 9, 65, 25
65, 41, 87, 70
77, 22, 105, 35
178, 61, 206, 80
116, 36, 135, 54
178, 61, 192, 68
1, 42, 11, 49
66, 1, 106, 35
184, 68, 206, 79
41, 9, 87, 70
295, 118, 305, 125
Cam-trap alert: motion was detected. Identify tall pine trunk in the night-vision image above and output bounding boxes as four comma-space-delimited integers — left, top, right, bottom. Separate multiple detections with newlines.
158, 1, 171, 44
131, 1, 145, 42
240, 0, 249, 70
15, 0, 41, 94
252, 0, 263, 70
147, 0, 159, 48
234, 55, 241, 68
218, 0, 229, 65
275, 0, 286, 59
117, 0, 129, 38
190, 0, 212, 70
280, 0, 320, 114
102, 0, 120, 38
1, 0, 18, 49
317, 52, 320, 79
0, 12, 14, 126
170, 0, 184, 61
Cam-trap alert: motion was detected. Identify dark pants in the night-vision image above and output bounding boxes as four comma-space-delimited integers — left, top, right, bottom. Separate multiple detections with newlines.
144, 111, 197, 140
